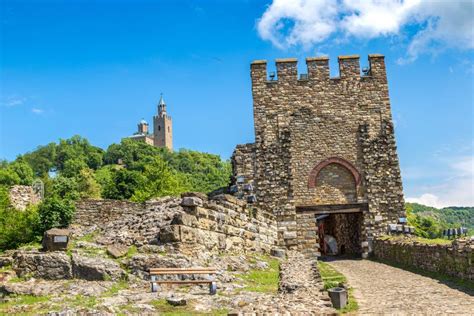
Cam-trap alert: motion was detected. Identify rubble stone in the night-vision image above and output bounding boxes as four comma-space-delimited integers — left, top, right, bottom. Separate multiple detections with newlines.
72, 254, 126, 281
13, 251, 72, 280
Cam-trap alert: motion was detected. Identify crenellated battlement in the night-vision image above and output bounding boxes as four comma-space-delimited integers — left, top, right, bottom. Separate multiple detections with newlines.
251, 54, 386, 84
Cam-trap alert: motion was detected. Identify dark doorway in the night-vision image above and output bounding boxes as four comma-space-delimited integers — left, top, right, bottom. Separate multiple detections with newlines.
317, 212, 363, 256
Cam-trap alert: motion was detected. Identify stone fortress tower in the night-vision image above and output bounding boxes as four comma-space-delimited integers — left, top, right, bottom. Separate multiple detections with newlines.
231, 55, 406, 258
126, 94, 173, 151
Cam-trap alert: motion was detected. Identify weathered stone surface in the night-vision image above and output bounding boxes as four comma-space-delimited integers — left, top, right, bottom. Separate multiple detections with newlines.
73, 197, 277, 255
13, 251, 72, 279
72, 254, 126, 281
8, 185, 42, 211
0, 256, 13, 267
374, 237, 474, 281
270, 248, 286, 258
42, 228, 70, 251
181, 192, 208, 201
107, 244, 129, 258
166, 296, 187, 306
181, 196, 203, 207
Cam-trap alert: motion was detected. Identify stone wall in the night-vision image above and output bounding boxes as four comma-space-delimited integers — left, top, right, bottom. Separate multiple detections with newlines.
373, 237, 474, 281
9, 185, 42, 211
232, 55, 406, 256
73, 193, 278, 254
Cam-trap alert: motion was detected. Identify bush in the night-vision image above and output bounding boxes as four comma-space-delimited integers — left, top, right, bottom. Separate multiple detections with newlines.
37, 197, 75, 234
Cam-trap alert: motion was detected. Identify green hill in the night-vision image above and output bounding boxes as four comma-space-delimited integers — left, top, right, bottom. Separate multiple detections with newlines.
406, 203, 474, 238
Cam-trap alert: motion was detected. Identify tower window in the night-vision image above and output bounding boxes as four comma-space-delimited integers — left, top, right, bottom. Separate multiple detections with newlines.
168, 127, 170, 132
158, 126, 161, 131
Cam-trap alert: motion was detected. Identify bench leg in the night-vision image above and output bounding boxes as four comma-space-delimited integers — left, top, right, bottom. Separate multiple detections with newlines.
151, 282, 158, 293
209, 282, 217, 295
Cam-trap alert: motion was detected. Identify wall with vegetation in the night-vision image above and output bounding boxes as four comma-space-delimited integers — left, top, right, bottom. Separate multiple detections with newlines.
373, 237, 474, 281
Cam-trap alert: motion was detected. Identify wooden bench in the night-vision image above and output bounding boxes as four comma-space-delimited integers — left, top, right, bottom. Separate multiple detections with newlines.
149, 267, 217, 295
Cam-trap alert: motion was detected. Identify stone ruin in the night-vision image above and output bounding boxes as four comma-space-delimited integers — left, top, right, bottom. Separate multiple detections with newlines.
231, 55, 406, 258
8, 184, 42, 211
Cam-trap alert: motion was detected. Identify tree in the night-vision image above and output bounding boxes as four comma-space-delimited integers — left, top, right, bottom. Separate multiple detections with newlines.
76, 168, 101, 199
9, 160, 35, 185
37, 197, 75, 233
131, 156, 187, 202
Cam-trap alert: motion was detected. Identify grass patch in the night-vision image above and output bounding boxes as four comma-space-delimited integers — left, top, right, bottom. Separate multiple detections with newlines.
379, 235, 452, 245
67, 294, 97, 309
101, 280, 129, 297
0, 264, 12, 272
239, 254, 279, 293
78, 230, 100, 243
8, 273, 33, 283
317, 261, 358, 314
18, 241, 42, 251
126, 245, 138, 258
372, 257, 474, 293
0, 295, 50, 313
150, 299, 228, 316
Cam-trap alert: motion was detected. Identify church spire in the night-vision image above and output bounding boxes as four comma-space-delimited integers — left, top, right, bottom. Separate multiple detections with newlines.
158, 93, 166, 115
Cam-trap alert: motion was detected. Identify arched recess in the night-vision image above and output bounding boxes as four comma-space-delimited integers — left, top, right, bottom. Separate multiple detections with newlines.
308, 157, 361, 189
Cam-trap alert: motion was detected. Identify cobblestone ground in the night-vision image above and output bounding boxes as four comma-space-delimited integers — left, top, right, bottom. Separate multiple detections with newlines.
242, 251, 336, 315
328, 258, 474, 315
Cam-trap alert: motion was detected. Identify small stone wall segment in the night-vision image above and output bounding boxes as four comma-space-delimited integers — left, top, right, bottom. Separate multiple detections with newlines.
9, 185, 42, 211
373, 238, 474, 281
73, 194, 278, 254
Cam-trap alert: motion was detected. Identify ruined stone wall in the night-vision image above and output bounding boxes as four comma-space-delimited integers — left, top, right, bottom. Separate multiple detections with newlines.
9, 185, 42, 211
360, 122, 406, 239
233, 55, 405, 254
73, 194, 277, 254
373, 238, 474, 281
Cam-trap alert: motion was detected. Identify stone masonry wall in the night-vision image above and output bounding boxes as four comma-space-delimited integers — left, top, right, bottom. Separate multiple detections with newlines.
73, 193, 277, 254
232, 55, 405, 255
373, 237, 474, 281
9, 185, 42, 211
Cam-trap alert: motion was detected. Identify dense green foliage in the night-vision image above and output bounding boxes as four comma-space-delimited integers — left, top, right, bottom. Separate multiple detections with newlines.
0, 135, 231, 251
406, 203, 474, 238
0, 187, 40, 250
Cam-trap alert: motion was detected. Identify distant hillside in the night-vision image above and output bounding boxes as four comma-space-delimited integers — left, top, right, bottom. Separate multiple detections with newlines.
406, 202, 474, 238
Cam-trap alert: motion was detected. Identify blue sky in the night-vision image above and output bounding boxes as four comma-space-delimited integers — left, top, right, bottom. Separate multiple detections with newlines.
1, 0, 473, 207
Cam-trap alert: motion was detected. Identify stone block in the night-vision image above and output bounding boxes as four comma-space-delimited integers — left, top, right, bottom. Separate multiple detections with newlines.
171, 213, 197, 227
159, 225, 181, 242
181, 196, 203, 207
42, 228, 70, 252
72, 254, 126, 281
13, 251, 72, 280
107, 244, 129, 258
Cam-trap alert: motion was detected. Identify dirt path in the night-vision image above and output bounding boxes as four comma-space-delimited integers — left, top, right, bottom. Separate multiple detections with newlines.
328, 259, 474, 315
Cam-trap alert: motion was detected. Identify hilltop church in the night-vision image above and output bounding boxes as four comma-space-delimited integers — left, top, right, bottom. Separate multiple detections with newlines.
127, 94, 173, 151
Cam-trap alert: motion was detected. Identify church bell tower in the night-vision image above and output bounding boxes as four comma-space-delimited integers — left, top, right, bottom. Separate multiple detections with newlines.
153, 94, 173, 151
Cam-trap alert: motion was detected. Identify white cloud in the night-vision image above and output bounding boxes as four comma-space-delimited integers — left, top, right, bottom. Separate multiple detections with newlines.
257, 0, 474, 62
257, 0, 339, 49
31, 108, 44, 114
406, 156, 474, 208
1, 95, 26, 107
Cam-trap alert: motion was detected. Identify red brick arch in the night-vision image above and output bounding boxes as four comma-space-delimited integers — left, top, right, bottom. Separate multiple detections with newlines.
308, 157, 361, 188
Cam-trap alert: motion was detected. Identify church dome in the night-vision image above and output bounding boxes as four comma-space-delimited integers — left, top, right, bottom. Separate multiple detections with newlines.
139, 119, 148, 125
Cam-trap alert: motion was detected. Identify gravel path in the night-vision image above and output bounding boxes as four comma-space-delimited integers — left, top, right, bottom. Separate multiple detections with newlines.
328, 258, 474, 315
